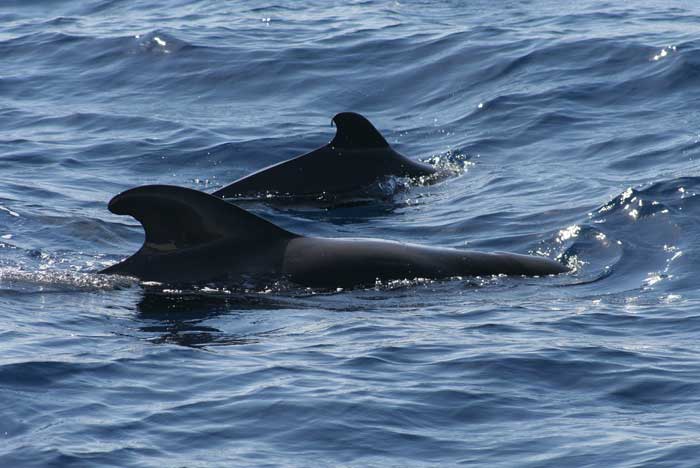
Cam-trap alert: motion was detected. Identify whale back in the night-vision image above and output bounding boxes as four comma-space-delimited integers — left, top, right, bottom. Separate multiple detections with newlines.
213, 112, 435, 199
101, 186, 569, 285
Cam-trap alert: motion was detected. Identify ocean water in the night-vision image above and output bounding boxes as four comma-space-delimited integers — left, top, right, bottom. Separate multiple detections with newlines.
2, 0, 700, 466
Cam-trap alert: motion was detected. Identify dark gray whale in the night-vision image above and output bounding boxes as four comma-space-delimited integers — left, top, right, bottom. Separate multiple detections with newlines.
213, 112, 436, 199
101, 185, 569, 287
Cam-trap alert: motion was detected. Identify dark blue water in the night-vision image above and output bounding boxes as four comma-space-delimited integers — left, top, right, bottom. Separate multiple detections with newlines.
3, 1, 700, 466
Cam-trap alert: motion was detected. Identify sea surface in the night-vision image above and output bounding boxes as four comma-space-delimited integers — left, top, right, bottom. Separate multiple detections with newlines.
2, 1, 700, 466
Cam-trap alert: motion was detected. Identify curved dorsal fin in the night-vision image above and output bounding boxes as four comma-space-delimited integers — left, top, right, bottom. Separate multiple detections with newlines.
107, 185, 295, 252
330, 112, 389, 149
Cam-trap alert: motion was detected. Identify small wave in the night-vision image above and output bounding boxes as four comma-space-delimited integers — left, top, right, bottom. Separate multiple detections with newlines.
421, 150, 474, 177
0, 31, 84, 50
552, 225, 623, 281
0, 267, 136, 293
543, 177, 698, 293
610, 376, 699, 405
107, 271, 513, 301
370, 274, 507, 292
596, 186, 672, 221
41, 16, 80, 27
137, 278, 301, 297
594, 177, 700, 221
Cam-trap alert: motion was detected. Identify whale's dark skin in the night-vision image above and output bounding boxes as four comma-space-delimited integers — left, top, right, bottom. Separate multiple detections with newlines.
213, 112, 437, 199
101, 185, 570, 287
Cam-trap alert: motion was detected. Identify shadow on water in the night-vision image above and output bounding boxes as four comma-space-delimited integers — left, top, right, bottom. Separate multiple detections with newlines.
136, 289, 290, 317
134, 291, 293, 348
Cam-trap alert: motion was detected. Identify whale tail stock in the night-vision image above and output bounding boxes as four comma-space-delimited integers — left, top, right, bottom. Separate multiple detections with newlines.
101, 185, 296, 279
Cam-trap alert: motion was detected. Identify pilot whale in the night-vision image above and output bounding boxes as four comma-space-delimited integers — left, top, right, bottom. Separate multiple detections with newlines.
213, 112, 437, 199
101, 185, 569, 287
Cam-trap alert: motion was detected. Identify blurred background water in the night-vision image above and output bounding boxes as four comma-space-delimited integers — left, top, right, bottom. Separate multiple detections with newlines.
2, 0, 700, 466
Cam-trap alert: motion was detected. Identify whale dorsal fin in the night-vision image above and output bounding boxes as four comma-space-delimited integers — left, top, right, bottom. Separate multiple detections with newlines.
330, 112, 389, 149
107, 185, 296, 253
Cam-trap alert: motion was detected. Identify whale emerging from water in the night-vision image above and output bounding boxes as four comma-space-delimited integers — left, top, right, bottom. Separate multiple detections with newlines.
213, 112, 437, 199
101, 185, 569, 287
